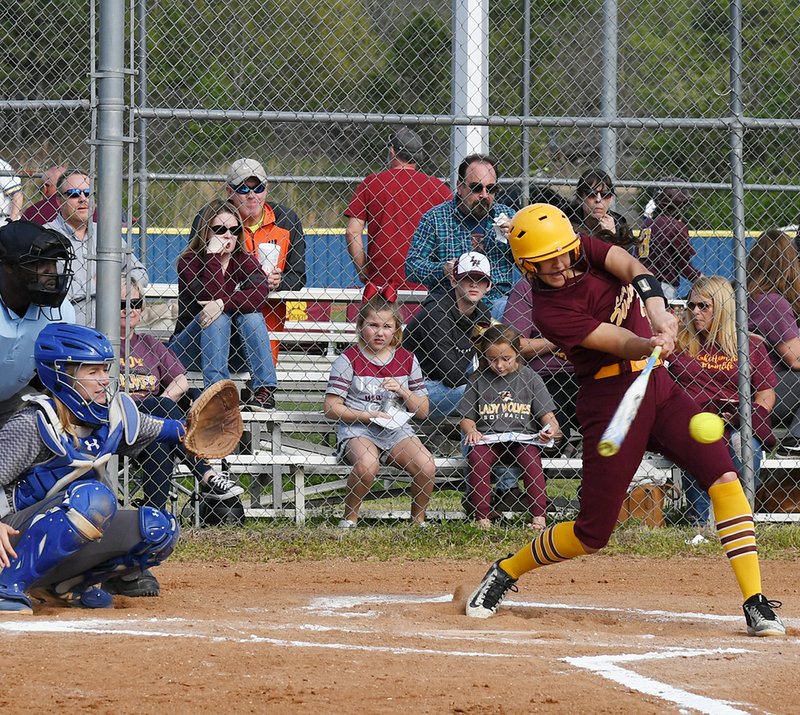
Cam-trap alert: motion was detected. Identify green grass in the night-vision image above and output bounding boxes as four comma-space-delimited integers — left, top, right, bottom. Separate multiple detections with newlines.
173, 520, 800, 563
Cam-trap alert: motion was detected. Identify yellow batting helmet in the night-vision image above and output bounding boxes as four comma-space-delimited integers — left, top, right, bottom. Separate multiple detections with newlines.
508, 203, 581, 278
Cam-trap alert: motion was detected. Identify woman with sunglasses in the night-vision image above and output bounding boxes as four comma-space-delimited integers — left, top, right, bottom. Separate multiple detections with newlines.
170, 200, 278, 409
568, 169, 636, 249
669, 276, 777, 525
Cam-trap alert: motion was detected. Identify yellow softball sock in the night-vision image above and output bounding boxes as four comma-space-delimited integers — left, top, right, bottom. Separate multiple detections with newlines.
710, 480, 762, 600
500, 522, 588, 580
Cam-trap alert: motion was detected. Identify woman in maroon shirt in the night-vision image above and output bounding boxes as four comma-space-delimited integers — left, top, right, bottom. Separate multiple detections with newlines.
669, 276, 776, 524
169, 200, 277, 409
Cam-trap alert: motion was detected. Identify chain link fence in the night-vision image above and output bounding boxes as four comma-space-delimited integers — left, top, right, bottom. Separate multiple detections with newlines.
2, 0, 800, 531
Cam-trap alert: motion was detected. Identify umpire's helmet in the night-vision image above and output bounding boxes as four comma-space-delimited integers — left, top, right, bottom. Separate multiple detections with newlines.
35, 323, 115, 425
508, 203, 582, 279
0, 220, 74, 307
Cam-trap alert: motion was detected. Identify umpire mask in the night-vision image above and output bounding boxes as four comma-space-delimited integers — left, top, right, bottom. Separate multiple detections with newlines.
0, 222, 75, 308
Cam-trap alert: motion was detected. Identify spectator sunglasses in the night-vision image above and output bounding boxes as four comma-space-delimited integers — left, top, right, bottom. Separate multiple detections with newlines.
466, 182, 499, 195
686, 301, 712, 312
120, 298, 144, 311
583, 189, 614, 200
61, 188, 92, 199
231, 183, 266, 195
209, 223, 243, 236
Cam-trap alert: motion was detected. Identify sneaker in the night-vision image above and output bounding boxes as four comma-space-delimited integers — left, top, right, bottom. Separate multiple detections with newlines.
774, 436, 800, 457
248, 386, 276, 410
466, 558, 518, 619
105, 569, 161, 597
32, 584, 113, 609
743, 593, 785, 637
200, 472, 245, 501
337, 519, 357, 529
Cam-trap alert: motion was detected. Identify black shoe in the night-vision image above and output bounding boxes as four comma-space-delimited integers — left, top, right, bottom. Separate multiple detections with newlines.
200, 471, 245, 500
104, 569, 160, 597
465, 557, 518, 618
248, 386, 276, 410
774, 436, 800, 457
743, 593, 785, 636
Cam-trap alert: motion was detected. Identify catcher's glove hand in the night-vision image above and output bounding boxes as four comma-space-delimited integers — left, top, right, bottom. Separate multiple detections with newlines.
184, 379, 243, 459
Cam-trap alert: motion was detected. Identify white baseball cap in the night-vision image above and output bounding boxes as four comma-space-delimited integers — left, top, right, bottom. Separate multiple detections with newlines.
227, 158, 267, 186
454, 251, 492, 281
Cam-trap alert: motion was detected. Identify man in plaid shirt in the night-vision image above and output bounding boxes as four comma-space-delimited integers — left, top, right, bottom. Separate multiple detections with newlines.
405, 154, 516, 317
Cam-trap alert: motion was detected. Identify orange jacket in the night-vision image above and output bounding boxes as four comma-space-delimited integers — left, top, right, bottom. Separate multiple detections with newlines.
242, 202, 306, 291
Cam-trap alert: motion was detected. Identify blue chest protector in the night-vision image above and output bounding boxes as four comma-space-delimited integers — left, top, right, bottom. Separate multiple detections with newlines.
13, 393, 141, 512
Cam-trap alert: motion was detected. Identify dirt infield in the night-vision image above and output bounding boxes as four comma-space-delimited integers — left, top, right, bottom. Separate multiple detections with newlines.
1, 556, 797, 714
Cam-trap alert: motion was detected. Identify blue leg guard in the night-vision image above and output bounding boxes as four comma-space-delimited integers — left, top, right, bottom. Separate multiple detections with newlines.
0, 481, 116, 614
53, 507, 179, 596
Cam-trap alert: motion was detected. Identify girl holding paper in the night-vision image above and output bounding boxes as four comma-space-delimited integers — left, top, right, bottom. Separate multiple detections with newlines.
324, 286, 435, 528
460, 323, 561, 530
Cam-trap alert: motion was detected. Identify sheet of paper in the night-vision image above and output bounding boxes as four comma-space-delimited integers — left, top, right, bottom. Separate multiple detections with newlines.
370, 405, 413, 430
475, 430, 554, 448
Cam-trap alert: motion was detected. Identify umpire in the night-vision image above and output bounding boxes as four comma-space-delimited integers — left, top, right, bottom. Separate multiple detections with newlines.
0, 220, 75, 425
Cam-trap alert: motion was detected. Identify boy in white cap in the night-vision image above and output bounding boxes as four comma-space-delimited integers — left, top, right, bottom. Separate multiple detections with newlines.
405, 251, 493, 419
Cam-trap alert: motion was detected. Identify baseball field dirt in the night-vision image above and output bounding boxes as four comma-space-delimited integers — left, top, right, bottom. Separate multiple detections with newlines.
2, 556, 797, 714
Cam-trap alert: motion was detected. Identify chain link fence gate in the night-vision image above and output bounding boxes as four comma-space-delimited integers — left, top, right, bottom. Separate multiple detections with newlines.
2, 0, 800, 532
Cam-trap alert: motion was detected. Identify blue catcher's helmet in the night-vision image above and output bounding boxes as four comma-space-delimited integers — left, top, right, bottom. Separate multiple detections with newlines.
35, 323, 115, 425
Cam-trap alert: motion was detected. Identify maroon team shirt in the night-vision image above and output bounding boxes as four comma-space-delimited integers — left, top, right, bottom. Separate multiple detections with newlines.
668, 335, 776, 409
638, 214, 700, 288
532, 234, 655, 380
345, 167, 452, 290
120, 333, 186, 400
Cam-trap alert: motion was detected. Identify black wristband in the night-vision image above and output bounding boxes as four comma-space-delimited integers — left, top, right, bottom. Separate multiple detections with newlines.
632, 274, 668, 309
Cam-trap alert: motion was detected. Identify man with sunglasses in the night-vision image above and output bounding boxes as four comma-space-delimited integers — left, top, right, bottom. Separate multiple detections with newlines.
45, 170, 148, 326
0, 220, 75, 427
219, 158, 306, 367
406, 154, 516, 319
344, 127, 452, 290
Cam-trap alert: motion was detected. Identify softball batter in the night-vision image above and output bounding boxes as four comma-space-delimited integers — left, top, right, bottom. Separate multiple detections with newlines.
466, 203, 784, 637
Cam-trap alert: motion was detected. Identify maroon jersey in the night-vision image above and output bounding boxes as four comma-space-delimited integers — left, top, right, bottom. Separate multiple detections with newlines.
532, 234, 654, 379
668, 335, 776, 409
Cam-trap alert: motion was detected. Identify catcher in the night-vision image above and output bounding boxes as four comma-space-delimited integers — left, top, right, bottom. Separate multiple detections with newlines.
0, 323, 242, 614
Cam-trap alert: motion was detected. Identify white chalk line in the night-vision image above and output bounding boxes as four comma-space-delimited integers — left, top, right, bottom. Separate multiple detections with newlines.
565, 648, 758, 715
0, 616, 528, 659
306, 592, 800, 630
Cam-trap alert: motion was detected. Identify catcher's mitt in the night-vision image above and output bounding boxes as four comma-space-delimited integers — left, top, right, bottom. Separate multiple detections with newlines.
184, 379, 243, 459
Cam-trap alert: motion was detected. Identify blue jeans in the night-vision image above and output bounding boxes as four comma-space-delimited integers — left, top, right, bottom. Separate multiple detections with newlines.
169, 312, 277, 389
425, 379, 465, 421
683, 431, 762, 525
489, 295, 508, 321
135, 396, 215, 509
